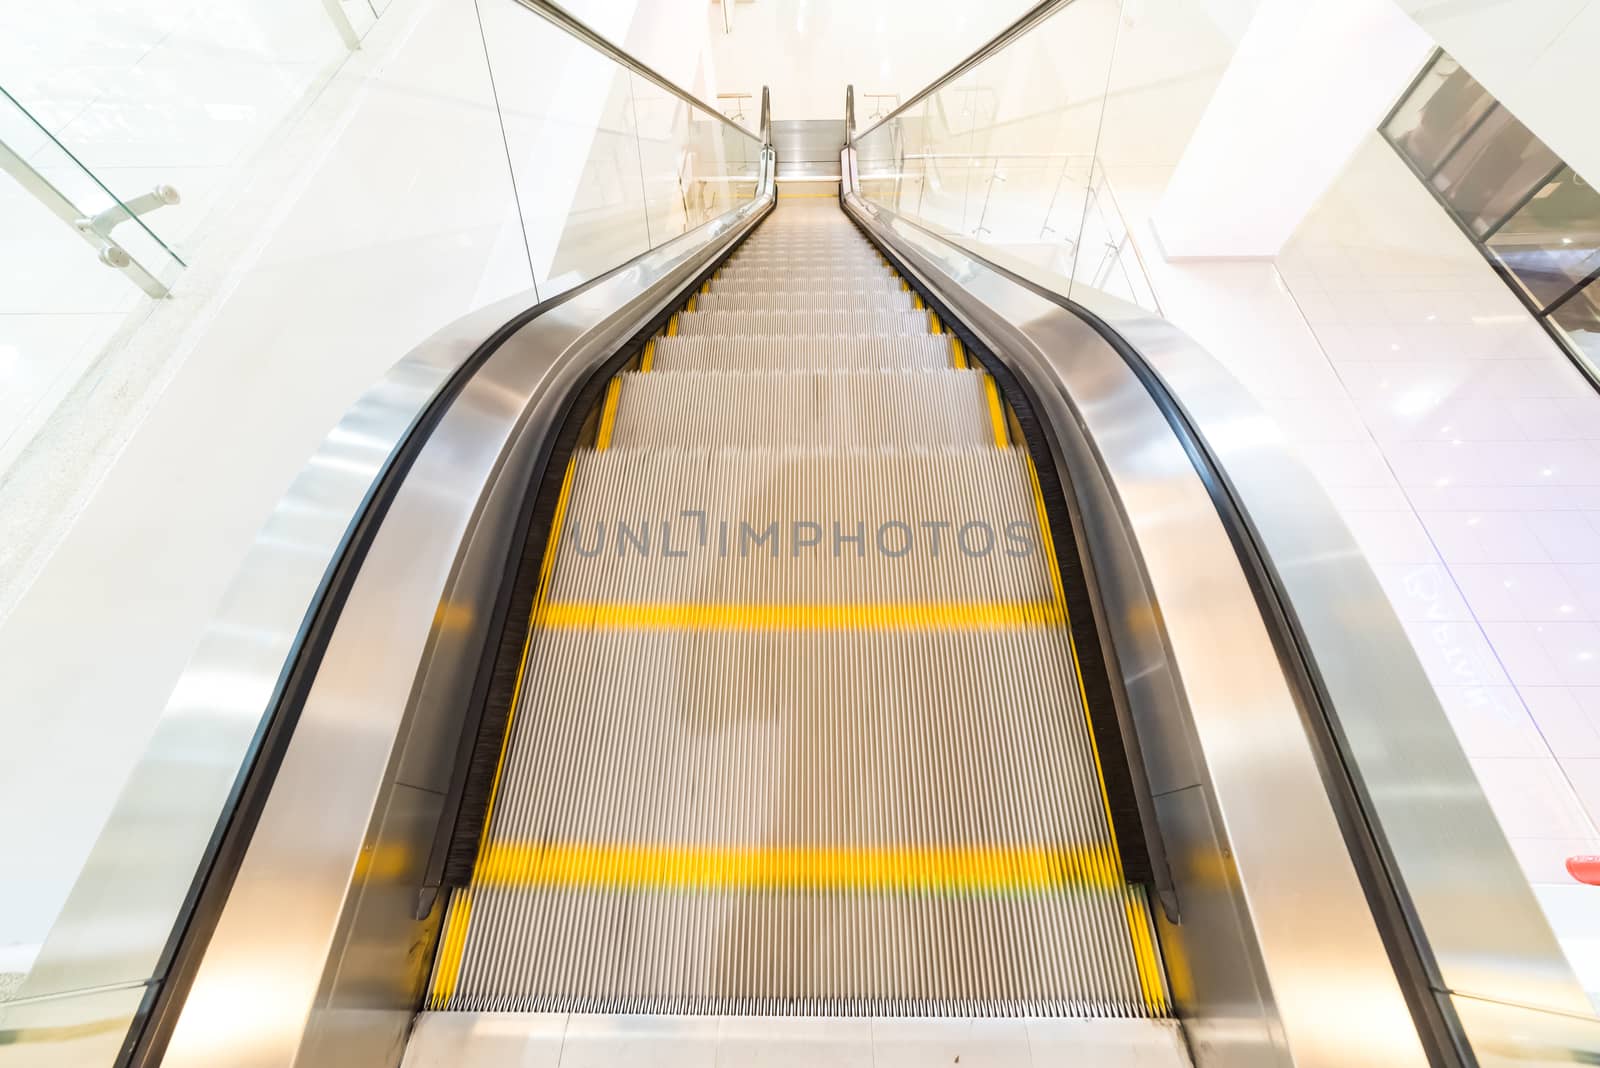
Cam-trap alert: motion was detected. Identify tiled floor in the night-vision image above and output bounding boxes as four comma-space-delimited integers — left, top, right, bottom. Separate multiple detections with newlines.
1109, 134, 1600, 1006
401, 1013, 1192, 1068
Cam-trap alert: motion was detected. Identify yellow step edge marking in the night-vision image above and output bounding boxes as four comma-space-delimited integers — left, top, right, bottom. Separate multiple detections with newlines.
950, 336, 969, 370
699, 280, 709, 295
533, 600, 1066, 631
913, 293, 925, 311
1022, 451, 1161, 1005
666, 314, 679, 337
430, 456, 578, 1008
982, 374, 1009, 448
428, 889, 472, 1007
475, 842, 1124, 894
686, 294, 697, 312
639, 338, 657, 373
1024, 454, 1125, 886
1125, 888, 1172, 1014
928, 310, 942, 334
594, 378, 622, 450
900, 278, 910, 292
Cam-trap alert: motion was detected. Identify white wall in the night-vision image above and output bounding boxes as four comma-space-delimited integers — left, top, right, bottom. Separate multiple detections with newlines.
706, 0, 1036, 124
1152, 0, 1432, 258
0, 0, 533, 970
1395, 0, 1600, 187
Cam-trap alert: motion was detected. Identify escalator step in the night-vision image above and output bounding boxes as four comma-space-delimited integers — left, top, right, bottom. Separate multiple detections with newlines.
675, 309, 934, 337
544, 447, 1054, 606
604, 369, 993, 449
692, 290, 917, 313
648, 334, 955, 371
707, 272, 904, 297
437, 628, 1155, 1017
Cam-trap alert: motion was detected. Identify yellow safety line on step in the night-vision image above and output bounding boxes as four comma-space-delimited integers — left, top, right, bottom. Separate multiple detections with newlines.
666, 314, 679, 337
473, 842, 1124, 894
913, 293, 925, 311
950, 336, 969, 369
1024, 450, 1135, 927
532, 599, 1066, 631
1125, 887, 1172, 1014
428, 456, 578, 1008
639, 338, 657, 373
1024, 450, 1161, 1009
900, 278, 910, 292
686, 294, 697, 312
983, 374, 1009, 448
594, 378, 622, 450
928, 310, 942, 333
427, 890, 472, 1008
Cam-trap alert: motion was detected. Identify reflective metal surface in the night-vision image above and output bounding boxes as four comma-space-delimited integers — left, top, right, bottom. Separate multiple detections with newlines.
154, 191, 770, 1068
843, 190, 1432, 1068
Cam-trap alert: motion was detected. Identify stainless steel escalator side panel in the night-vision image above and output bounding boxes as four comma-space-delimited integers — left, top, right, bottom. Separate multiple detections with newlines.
1058, 288, 1599, 1050
842, 192, 1432, 1068
141, 192, 772, 1068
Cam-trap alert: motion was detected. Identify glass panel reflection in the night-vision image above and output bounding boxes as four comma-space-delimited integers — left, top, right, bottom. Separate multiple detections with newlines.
850, 0, 1152, 312
1384, 48, 1600, 388
1383, 54, 1494, 178
1485, 166, 1600, 309
1431, 105, 1560, 236
1551, 279, 1600, 376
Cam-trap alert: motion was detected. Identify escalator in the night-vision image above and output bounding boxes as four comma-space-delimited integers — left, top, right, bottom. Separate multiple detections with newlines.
16, 4, 1595, 1066
414, 198, 1175, 1045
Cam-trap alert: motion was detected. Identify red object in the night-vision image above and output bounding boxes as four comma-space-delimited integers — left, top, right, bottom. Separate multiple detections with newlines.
1568, 855, 1600, 885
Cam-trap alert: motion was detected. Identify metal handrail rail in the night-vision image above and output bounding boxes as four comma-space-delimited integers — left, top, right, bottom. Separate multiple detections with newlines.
512, 0, 762, 146
759, 85, 772, 147
845, 83, 856, 142
851, 0, 1071, 145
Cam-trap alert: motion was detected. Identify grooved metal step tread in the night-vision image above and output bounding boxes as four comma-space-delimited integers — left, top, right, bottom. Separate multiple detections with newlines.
545, 447, 1054, 606
733, 247, 882, 258
707, 273, 904, 297
648, 334, 956, 371
693, 290, 916, 313
676, 309, 933, 337
731, 249, 884, 263
433, 627, 1161, 1017
607, 369, 996, 449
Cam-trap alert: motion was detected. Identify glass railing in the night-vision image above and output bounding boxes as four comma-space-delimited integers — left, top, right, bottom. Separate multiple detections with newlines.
476, 0, 762, 297
853, 0, 1157, 313
0, 86, 188, 473
0, 0, 764, 1053
0, 1, 363, 494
